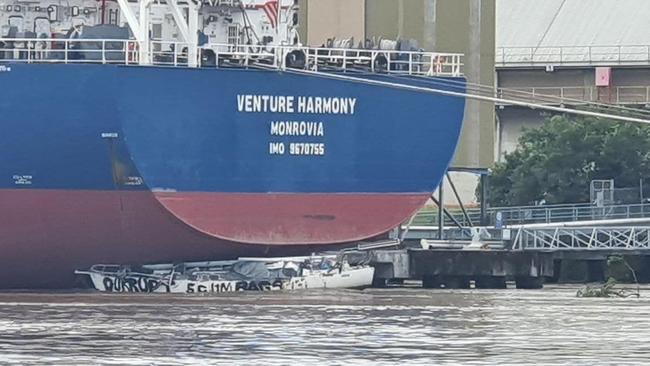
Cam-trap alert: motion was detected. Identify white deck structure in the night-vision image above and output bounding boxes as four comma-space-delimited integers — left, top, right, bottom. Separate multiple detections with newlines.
0, 0, 464, 76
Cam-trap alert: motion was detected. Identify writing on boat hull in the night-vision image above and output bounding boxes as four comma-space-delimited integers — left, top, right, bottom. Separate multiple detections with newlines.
98, 274, 309, 293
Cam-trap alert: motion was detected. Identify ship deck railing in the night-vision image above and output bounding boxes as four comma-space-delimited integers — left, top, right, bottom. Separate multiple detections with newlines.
0, 38, 141, 64
0, 37, 465, 77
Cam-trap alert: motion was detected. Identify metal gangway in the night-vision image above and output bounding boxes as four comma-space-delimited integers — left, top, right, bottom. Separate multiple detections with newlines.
511, 224, 650, 252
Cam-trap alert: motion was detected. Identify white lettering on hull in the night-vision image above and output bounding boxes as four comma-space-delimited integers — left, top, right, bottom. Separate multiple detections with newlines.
237, 95, 357, 115
236, 94, 358, 157
270, 121, 324, 137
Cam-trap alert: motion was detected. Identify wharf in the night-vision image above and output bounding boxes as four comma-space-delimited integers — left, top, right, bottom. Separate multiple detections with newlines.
347, 246, 554, 289
358, 219, 650, 287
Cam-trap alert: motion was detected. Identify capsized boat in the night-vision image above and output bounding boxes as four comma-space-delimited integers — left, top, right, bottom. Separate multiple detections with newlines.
75, 255, 375, 293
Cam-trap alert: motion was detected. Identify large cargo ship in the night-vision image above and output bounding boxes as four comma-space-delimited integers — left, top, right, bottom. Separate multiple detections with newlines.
0, 0, 466, 288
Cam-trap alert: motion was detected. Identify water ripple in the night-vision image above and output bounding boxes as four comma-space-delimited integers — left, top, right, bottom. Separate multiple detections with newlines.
0, 287, 647, 365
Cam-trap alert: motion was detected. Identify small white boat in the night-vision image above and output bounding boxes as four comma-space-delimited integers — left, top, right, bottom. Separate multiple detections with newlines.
75, 256, 374, 294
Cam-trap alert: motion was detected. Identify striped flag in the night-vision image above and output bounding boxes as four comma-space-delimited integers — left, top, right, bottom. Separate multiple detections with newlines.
262, 0, 279, 29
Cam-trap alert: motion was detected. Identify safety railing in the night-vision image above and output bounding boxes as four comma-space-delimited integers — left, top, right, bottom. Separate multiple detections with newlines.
497, 86, 650, 106
149, 40, 192, 67
303, 46, 464, 76
413, 208, 482, 227
0, 38, 139, 64
199, 43, 464, 77
414, 202, 650, 227
497, 45, 650, 66
0, 37, 465, 77
493, 203, 650, 225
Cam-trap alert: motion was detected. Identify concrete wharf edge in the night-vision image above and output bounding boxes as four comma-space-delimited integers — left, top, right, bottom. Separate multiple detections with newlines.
349, 249, 554, 289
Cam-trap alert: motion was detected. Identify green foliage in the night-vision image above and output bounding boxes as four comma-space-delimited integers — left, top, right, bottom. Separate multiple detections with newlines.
607, 256, 640, 285
577, 256, 640, 298
576, 277, 620, 298
486, 114, 650, 206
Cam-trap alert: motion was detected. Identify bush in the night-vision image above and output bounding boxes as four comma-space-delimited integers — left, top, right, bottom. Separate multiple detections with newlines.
486, 114, 650, 206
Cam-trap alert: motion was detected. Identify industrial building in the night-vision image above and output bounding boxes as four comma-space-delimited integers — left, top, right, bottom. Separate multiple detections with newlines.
496, 0, 650, 159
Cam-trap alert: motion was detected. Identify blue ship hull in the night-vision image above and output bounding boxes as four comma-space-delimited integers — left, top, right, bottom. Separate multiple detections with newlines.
0, 63, 465, 287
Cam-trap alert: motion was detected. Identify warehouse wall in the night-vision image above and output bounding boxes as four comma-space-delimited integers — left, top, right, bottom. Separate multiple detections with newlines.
298, 0, 365, 46
497, 67, 650, 162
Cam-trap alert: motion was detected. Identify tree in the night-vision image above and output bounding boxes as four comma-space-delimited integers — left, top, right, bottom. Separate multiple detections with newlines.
486, 114, 650, 207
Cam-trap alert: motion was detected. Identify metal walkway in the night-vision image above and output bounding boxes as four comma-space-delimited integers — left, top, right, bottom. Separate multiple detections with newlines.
511, 226, 650, 251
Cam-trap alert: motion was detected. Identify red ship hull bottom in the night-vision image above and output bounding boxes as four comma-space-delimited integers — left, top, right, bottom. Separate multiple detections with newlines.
153, 192, 428, 244
0, 189, 422, 288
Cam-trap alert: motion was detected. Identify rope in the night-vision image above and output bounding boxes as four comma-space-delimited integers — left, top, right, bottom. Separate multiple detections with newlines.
280, 67, 650, 125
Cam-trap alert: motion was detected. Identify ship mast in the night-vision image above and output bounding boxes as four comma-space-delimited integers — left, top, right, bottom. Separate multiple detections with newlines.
114, 0, 200, 66
114, 0, 150, 64
166, 0, 200, 67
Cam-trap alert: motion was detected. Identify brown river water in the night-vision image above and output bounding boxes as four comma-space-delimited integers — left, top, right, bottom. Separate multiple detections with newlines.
0, 286, 648, 365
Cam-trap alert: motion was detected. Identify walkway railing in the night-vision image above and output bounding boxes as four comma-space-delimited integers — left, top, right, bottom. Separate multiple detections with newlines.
414, 202, 650, 227
0, 37, 465, 77
497, 45, 650, 67
511, 226, 650, 251
492, 202, 650, 225
498, 86, 650, 106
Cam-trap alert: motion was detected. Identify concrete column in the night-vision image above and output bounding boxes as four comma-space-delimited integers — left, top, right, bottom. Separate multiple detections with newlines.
475, 276, 507, 289
463, 0, 482, 166
515, 276, 544, 289
423, 275, 471, 289
423, 0, 437, 50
